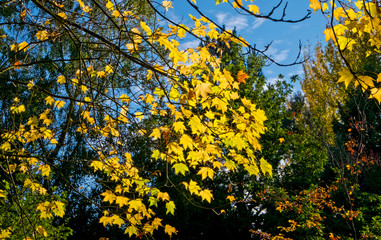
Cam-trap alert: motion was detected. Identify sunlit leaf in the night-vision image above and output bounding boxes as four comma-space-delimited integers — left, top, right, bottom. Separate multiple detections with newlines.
165, 201, 176, 215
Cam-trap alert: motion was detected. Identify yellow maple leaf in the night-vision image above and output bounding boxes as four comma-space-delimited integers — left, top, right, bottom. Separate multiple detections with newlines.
207, 29, 219, 40
106, 0, 114, 11
149, 128, 161, 140
232, 0, 242, 9
36, 226, 48, 237
115, 196, 129, 207
125, 225, 138, 237
71, 78, 79, 85
279, 137, 285, 143
162, 1, 173, 11
323, 28, 335, 42
43, 118, 52, 126
81, 85, 88, 93
54, 100, 66, 109
36, 30, 49, 41
248, 4, 259, 14
0, 190, 6, 199
39, 164, 51, 177
157, 192, 170, 201
152, 218, 163, 229
334, 7, 346, 20
119, 93, 130, 103
164, 225, 178, 237
45, 96, 55, 105
7, 164, 16, 173
167, 142, 183, 155
105, 65, 113, 74
57, 75, 66, 84
57, 12, 68, 19
197, 167, 215, 180
10, 44, 17, 51
370, 87, 381, 104
134, 112, 144, 121
90, 161, 104, 171
145, 94, 155, 104
18, 41, 29, 52
199, 189, 213, 203
376, 73, 381, 83
112, 10, 121, 18
260, 157, 273, 177
195, 82, 212, 99
101, 190, 117, 204
357, 75, 374, 92
244, 164, 259, 176
177, 24, 188, 38
173, 121, 186, 134
27, 80, 35, 89
172, 163, 189, 175
37, 202, 53, 219
111, 215, 125, 227
97, 71, 106, 78
337, 68, 354, 88
53, 201, 65, 217
99, 215, 113, 227
183, 180, 200, 195
0, 228, 11, 238
179, 134, 194, 150
11, 104, 25, 114
76, 0, 92, 12
128, 199, 144, 211
322, 2, 329, 11
309, 0, 321, 12
140, 21, 152, 35
226, 195, 236, 202
188, 116, 203, 134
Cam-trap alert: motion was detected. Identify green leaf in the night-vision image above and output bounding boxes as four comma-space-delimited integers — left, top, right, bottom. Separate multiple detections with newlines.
172, 163, 189, 175
166, 201, 176, 215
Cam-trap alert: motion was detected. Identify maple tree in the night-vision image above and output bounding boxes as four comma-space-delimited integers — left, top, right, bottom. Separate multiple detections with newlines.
309, 0, 381, 103
2, 0, 381, 239
0, 0, 303, 239
302, 42, 350, 145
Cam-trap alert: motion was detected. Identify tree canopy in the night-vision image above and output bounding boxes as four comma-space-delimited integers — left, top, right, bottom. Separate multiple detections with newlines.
1, 0, 381, 239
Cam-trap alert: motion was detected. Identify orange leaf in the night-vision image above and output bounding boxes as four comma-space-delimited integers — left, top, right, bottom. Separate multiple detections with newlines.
14, 61, 22, 69
237, 70, 249, 84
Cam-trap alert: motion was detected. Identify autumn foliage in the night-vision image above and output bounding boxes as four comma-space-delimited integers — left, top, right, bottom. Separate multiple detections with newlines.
1, 0, 381, 239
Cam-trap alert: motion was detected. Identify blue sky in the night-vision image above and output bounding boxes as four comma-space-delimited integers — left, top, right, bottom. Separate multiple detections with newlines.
168, 0, 328, 91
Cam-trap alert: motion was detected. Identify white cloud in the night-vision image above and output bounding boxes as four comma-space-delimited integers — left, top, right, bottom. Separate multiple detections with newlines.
215, 12, 248, 31
216, 13, 228, 25
274, 49, 289, 62
292, 25, 302, 30
252, 18, 265, 29
267, 77, 279, 85
266, 46, 289, 63
180, 39, 199, 50
264, 69, 273, 75
272, 40, 284, 45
